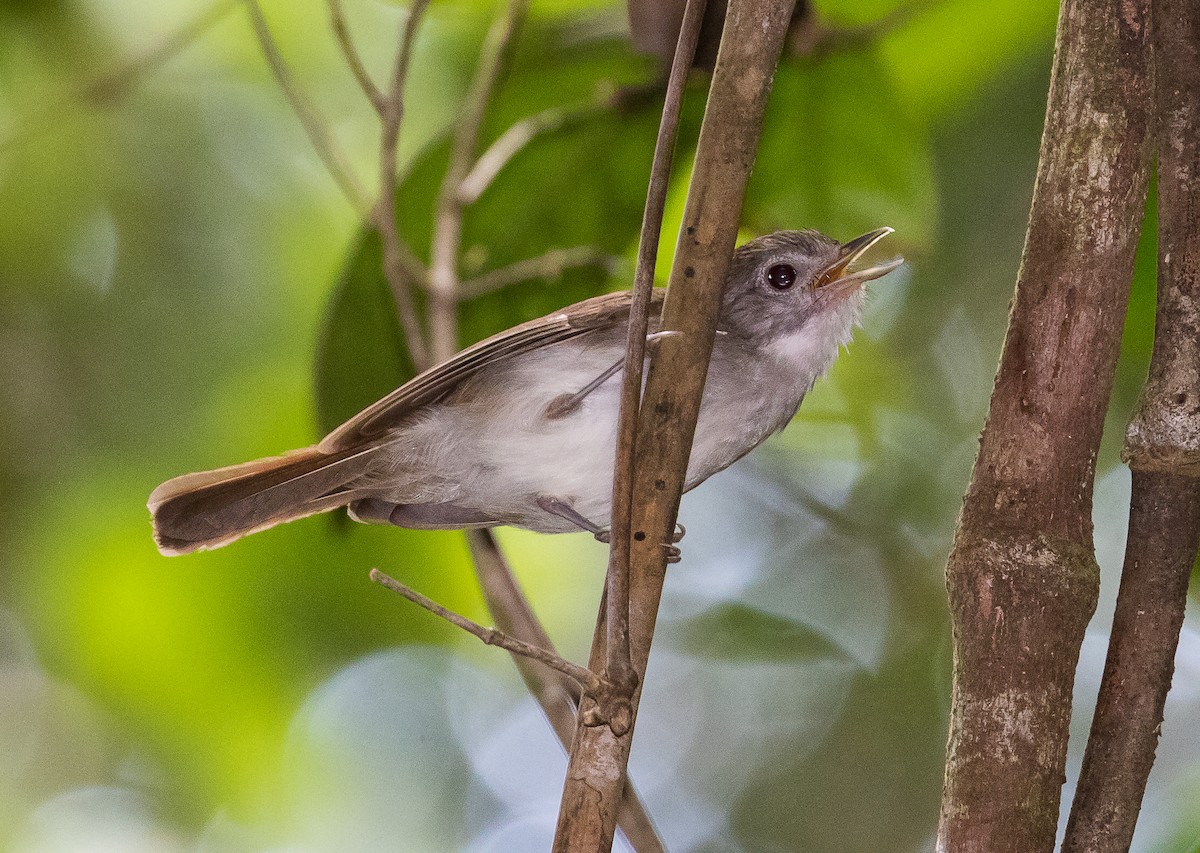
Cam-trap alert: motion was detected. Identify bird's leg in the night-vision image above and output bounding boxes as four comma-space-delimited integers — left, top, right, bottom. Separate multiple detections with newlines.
543, 359, 624, 420
543, 331, 679, 420
537, 496, 685, 562
537, 496, 609, 541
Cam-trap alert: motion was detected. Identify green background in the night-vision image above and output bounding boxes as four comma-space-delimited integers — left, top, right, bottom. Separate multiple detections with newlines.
1, 1, 1197, 851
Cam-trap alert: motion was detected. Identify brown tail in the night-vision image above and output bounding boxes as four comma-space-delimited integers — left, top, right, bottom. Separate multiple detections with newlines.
148, 445, 380, 555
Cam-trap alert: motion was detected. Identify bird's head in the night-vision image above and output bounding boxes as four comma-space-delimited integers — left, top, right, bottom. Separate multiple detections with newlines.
720, 227, 903, 342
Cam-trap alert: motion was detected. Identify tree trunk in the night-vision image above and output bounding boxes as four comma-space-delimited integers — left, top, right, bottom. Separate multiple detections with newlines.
1061, 0, 1200, 845
936, 0, 1153, 848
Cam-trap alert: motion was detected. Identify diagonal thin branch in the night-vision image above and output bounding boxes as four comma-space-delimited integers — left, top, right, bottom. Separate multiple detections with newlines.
370, 568, 605, 693
458, 246, 614, 299
326, 0, 387, 114
84, 0, 240, 105
242, 0, 372, 215
465, 531, 665, 853
1, 0, 238, 153
458, 101, 605, 205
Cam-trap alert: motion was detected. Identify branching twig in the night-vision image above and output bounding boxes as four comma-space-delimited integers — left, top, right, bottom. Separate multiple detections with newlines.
458, 102, 604, 205
242, 0, 371, 215
428, 0, 528, 361
288, 1, 664, 846
370, 568, 605, 692
326, 0, 386, 114
1061, 0, 1200, 848
553, 2, 798, 849
465, 531, 665, 853
458, 246, 614, 299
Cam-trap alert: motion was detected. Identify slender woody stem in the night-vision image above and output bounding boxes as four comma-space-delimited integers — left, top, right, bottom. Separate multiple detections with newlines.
1062, 1, 1200, 847
2, 0, 238, 153
375, 0, 432, 368
242, 0, 371, 215
553, 3, 798, 849
458, 102, 604, 205
326, 0, 386, 113
428, 0, 528, 362
370, 569, 605, 692
466, 530, 666, 853
605, 0, 707, 701
936, 0, 1153, 848
458, 246, 613, 299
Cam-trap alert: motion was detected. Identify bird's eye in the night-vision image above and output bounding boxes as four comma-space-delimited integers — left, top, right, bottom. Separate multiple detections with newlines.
766, 263, 797, 290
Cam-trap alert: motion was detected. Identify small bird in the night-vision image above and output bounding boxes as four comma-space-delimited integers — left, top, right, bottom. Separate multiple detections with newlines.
150, 228, 902, 556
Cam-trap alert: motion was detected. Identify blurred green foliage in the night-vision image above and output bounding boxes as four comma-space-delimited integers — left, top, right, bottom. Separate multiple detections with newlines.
1, 1, 1196, 851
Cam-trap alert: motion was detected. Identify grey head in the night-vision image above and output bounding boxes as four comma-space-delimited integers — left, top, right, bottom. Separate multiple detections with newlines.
719, 227, 903, 342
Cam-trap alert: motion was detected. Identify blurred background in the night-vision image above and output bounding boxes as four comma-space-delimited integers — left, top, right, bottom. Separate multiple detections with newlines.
1, 0, 1197, 851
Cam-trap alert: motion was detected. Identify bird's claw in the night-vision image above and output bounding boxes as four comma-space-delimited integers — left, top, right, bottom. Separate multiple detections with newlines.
671, 523, 686, 544
663, 543, 682, 564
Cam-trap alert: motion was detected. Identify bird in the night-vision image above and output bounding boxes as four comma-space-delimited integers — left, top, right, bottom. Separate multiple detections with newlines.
149, 227, 902, 556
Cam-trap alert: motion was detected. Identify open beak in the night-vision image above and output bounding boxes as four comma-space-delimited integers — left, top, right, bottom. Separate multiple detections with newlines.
815, 227, 904, 290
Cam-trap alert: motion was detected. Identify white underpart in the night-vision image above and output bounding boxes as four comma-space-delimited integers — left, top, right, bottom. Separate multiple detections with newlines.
765, 287, 866, 394
373, 288, 867, 534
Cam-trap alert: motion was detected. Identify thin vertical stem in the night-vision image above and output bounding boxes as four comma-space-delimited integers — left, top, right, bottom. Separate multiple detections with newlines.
605, 0, 706, 700
427, 0, 528, 362
375, 0, 432, 368
552, 3, 798, 849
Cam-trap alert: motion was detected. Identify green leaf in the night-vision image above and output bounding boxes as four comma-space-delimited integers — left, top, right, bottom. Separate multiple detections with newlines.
314, 231, 416, 434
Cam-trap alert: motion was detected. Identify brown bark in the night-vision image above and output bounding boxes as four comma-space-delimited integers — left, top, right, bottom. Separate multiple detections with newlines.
550, 2, 797, 849
1061, 0, 1200, 846
936, 0, 1153, 848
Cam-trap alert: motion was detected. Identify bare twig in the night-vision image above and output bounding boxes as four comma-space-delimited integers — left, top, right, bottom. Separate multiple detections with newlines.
553, 2, 798, 849
458, 102, 604, 205
242, 0, 371, 215
326, 0, 386, 114
1, 0, 237, 153
605, 0, 707, 707
375, 0, 433, 369
370, 568, 605, 691
428, 0, 529, 361
1061, 1, 1200, 847
458, 246, 613, 299
85, 0, 240, 105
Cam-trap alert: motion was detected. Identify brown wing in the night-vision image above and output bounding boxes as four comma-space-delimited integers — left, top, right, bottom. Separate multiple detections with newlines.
319, 289, 665, 452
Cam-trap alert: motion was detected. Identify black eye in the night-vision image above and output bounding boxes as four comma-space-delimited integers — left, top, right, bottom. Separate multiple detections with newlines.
766, 263, 797, 290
